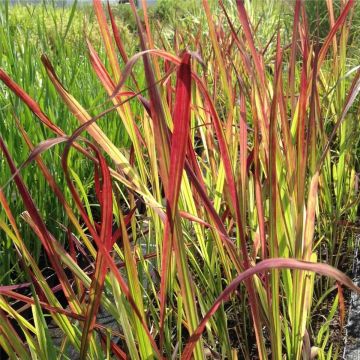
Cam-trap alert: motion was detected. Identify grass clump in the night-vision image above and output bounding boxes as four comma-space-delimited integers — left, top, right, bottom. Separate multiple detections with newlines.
0, 0, 359, 359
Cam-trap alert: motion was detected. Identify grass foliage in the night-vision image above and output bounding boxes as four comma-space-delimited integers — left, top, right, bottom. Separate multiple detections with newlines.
0, 0, 360, 359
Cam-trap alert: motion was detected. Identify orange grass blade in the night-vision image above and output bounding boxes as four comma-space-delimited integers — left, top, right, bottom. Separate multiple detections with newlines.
93, 0, 121, 82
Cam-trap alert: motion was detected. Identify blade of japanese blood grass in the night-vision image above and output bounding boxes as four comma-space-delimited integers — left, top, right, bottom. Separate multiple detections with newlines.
292, 175, 320, 358
0, 137, 81, 316
142, 113, 164, 223
303, 173, 320, 262
106, 1, 127, 64
127, 147, 138, 245
184, 136, 219, 267
140, 0, 154, 50
165, 59, 173, 109
268, 33, 282, 360
239, 92, 247, 218
86, 39, 114, 90
182, 258, 360, 360
138, 0, 164, 86
202, 0, 233, 111
0, 188, 22, 244
219, 1, 252, 78
277, 63, 296, 188
337, 283, 346, 329
93, 0, 120, 82
0, 68, 92, 159
159, 53, 203, 356
0, 69, 63, 136
106, 2, 140, 90
183, 162, 242, 272
90, 2, 146, 175
85, 42, 150, 141
236, 0, 265, 87
79, 149, 113, 360
300, 3, 310, 55
305, 49, 320, 174
295, 36, 310, 222
128, 0, 171, 192
318, 0, 354, 68
326, 0, 338, 60
250, 90, 267, 263
234, 1, 271, 154
334, 6, 352, 215
288, 0, 301, 117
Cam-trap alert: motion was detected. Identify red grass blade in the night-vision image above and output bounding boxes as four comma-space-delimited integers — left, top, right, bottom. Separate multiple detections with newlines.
79, 146, 113, 359
318, 0, 355, 67
159, 52, 192, 344
288, 0, 301, 116
107, 1, 128, 64
0, 69, 64, 136
128, 0, 171, 191
0, 68, 93, 163
236, 0, 265, 86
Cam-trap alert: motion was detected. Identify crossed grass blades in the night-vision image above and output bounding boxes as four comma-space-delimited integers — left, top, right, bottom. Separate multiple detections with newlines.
0, 0, 360, 359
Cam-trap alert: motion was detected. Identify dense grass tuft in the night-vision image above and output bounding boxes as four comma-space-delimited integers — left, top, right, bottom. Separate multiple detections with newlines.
0, 0, 359, 359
